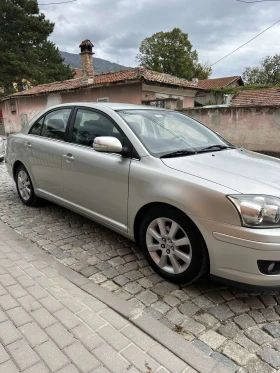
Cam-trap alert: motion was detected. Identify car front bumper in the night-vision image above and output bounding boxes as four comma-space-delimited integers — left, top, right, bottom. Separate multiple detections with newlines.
194, 217, 280, 287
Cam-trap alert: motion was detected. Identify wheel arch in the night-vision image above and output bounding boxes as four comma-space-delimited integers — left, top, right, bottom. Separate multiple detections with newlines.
133, 202, 209, 253
13, 160, 24, 180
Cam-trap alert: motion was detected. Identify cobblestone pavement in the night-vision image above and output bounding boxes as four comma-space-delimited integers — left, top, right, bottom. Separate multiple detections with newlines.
0, 221, 195, 373
1, 163, 280, 373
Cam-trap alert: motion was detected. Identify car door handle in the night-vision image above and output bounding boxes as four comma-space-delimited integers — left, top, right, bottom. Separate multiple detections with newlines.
63, 153, 74, 162
25, 142, 32, 149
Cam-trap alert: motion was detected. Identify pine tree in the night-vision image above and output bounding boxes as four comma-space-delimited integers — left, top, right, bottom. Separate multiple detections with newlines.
0, 0, 74, 94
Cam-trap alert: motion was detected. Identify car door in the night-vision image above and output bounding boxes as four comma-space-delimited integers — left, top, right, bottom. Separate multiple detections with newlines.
61, 107, 131, 231
24, 107, 73, 198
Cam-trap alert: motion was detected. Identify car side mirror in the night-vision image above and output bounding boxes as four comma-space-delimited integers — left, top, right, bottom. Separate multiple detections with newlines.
93, 136, 123, 153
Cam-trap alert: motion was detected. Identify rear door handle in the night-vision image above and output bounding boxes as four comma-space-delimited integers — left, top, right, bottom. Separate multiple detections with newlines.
63, 153, 74, 162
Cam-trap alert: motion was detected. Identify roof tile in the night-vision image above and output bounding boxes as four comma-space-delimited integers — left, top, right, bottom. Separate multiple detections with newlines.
6, 67, 200, 99
230, 88, 280, 107
73, 68, 83, 79
198, 76, 242, 89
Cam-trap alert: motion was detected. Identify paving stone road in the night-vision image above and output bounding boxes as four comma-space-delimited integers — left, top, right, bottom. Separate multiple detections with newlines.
0, 220, 197, 373
1, 162, 280, 373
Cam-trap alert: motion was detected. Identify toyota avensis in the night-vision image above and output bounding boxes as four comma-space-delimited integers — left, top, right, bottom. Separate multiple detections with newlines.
5, 103, 280, 288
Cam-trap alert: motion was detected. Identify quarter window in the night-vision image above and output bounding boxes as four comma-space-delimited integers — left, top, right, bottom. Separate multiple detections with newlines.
41, 109, 71, 141
29, 117, 44, 135
72, 109, 122, 147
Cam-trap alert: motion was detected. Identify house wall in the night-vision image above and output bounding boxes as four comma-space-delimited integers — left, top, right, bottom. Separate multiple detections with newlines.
61, 83, 143, 105
2, 96, 48, 134
142, 84, 196, 108
182, 106, 280, 153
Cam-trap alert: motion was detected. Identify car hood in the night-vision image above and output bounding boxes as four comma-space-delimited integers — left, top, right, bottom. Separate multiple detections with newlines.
162, 148, 280, 195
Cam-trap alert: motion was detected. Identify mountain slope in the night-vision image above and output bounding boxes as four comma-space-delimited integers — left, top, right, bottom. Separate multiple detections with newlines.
60, 51, 130, 74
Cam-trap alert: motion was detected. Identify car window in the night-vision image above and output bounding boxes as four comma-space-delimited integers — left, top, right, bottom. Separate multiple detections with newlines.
72, 109, 123, 147
119, 110, 232, 157
29, 117, 44, 136
41, 108, 71, 141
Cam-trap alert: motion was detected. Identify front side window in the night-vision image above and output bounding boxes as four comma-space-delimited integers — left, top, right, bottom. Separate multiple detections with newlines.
72, 109, 122, 147
41, 108, 71, 141
118, 109, 233, 157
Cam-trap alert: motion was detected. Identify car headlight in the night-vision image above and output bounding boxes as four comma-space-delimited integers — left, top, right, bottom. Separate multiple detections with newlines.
228, 195, 280, 228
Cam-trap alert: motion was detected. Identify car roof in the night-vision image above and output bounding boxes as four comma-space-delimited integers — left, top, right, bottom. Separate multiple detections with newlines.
46, 102, 167, 111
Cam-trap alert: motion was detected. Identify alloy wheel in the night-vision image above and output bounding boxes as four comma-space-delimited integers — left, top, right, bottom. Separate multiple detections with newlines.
17, 170, 31, 201
146, 217, 192, 274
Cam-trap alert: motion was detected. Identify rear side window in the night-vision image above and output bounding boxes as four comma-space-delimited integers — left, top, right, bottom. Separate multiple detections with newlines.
41, 109, 71, 141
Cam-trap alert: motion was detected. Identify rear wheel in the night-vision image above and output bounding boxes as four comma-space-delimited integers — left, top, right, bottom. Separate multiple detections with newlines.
139, 207, 208, 284
15, 164, 39, 206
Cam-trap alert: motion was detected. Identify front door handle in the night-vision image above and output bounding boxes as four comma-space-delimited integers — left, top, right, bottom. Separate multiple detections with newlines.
25, 142, 32, 149
63, 153, 74, 162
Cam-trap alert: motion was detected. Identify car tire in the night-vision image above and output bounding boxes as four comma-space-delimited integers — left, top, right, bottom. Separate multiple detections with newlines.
139, 206, 208, 284
0, 157, 4, 163
15, 164, 39, 206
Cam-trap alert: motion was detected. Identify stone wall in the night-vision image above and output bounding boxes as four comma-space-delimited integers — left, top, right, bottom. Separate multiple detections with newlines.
182, 106, 280, 153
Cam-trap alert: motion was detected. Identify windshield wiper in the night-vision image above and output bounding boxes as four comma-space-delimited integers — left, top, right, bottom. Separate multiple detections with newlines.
197, 145, 236, 153
161, 150, 196, 158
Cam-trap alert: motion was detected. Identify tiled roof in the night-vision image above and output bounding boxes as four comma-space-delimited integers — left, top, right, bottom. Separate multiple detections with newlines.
230, 88, 280, 107
73, 68, 83, 79
4, 67, 201, 100
198, 76, 243, 89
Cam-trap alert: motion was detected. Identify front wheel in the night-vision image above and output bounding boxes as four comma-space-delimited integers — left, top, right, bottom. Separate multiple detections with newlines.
0, 157, 4, 163
15, 164, 39, 206
139, 207, 208, 284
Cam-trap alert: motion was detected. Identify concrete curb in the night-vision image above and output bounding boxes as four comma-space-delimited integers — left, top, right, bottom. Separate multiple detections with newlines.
0, 221, 231, 373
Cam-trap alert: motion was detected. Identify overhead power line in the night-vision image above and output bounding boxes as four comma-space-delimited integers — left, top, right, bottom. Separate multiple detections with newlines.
210, 18, 280, 67
38, 0, 77, 5
237, 0, 280, 3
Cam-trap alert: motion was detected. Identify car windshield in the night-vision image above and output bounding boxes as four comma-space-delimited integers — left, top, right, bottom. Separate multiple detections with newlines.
118, 109, 233, 157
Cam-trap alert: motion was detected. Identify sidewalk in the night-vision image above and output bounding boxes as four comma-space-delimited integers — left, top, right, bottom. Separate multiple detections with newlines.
0, 221, 229, 373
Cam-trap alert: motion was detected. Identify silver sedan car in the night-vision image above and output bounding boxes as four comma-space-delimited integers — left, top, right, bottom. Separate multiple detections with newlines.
5, 103, 280, 287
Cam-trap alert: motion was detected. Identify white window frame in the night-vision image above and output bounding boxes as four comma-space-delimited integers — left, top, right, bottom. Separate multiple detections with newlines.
97, 97, 109, 102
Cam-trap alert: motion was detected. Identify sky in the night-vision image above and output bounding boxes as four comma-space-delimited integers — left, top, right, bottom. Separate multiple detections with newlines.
39, 0, 280, 78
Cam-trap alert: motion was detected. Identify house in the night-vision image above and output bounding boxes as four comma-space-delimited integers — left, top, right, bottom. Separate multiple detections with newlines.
1, 39, 204, 134
195, 76, 244, 106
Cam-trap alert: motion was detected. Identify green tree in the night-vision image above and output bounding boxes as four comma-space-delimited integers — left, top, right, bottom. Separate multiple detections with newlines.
0, 0, 73, 94
136, 28, 211, 80
243, 55, 280, 85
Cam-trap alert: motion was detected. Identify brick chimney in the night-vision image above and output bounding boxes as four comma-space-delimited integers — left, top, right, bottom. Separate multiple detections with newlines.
79, 39, 94, 80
